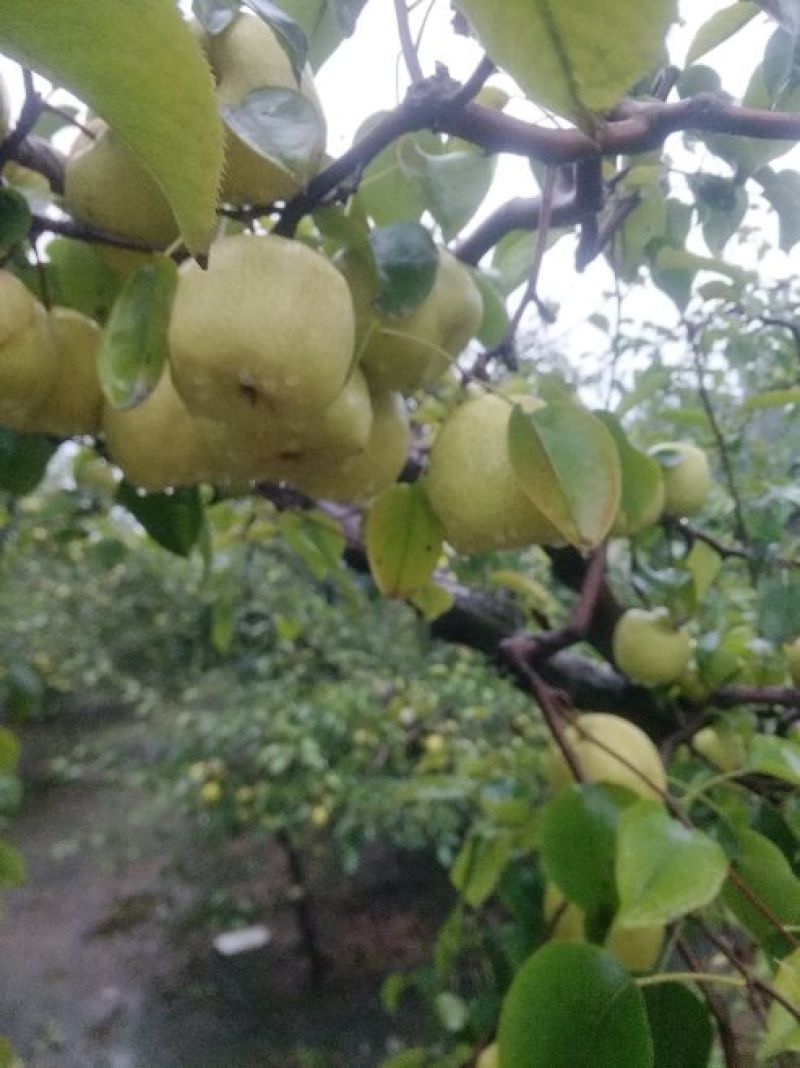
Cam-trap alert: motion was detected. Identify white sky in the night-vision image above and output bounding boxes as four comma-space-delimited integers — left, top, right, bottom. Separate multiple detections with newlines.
1, 1, 796, 384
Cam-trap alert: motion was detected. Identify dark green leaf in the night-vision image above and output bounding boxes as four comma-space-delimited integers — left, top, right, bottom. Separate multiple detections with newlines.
368, 223, 438, 316
758, 573, 800, 642
278, 0, 368, 69
116, 482, 204, 557
540, 784, 635, 919
498, 942, 653, 1068
748, 735, 800, 786
398, 138, 495, 240
0, 428, 57, 496
643, 983, 713, 1068
98, 258, 177, 410
222, 86, 325, 186
723, 828, 800, 958
0, 187, 32, 252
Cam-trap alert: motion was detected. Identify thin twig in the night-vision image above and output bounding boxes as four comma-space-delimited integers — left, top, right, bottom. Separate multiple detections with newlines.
394, 0, 425, 83
677, 938, 738, 1068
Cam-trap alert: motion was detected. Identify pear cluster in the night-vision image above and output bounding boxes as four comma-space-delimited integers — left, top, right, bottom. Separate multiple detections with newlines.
61, 12, 326, 272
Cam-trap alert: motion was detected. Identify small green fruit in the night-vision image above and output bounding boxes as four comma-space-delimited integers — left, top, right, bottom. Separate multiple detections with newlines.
649, 441, 711, 517
0, 270, 58, 430
613, 607, 691, 687
28, 308, 103, 436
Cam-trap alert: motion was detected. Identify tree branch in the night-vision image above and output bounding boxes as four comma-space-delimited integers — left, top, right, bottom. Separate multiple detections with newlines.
394, 0, 425, 84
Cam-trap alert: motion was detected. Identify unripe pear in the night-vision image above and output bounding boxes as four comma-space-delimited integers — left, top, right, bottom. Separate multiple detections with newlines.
103, 371, 219, 491
545, 712, 667, 800
544, 882, 664, 971
0, 270, 58, 429
169, 234, 355, 434
649, 441, 711, 517
63, 120, 179, 273
274, 391, 409, 501
425, 393, 562, 554
613, 607, 692, 686
476, 1043, 499, 1068
692, 726, 746, 773
28, 309, 103, 436
344, 248, 483, 392
208, 13, 326, 205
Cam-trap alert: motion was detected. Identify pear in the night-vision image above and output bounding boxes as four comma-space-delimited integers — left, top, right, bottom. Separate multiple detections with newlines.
199, 370, 373, 484
28, 308, 103, 436
649, 441, 711, 517
168, 233, 355, 433
613, 607, 692, 687
344, 247, 483, 393
0, 270, 58, 430
103, 370, 219, 491
208, 13, 327, 205
63, 120, 179, 273
273, 391, 409, 501
425, 393, 562, 554
545, 711, 667, 800
544, 883, 664, 971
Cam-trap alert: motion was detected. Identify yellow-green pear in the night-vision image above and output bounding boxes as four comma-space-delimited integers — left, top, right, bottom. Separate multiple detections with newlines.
545, 711, 667, 800
63, 120, 179, 274
169, 234, 355, 433
103, 371, 219, 491
613, 607, 692, 687
208, 13, 326, 205
425, 393, 562, 554
345, 247, 483, 393
274, 391, 409, 501
476, 1043, 499, 1068
28, 308, 103, 436
198, 369, 373, 484
649, 441, 712, 517
692, 726, 746, 773
0, 270, 58, 429
544, 883, 664, 971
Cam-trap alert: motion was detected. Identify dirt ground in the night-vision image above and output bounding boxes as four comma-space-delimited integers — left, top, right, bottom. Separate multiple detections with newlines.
0, 714, 452, 1068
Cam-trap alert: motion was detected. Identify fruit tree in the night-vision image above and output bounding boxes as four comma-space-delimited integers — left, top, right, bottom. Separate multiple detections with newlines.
2, 1, 800, 1064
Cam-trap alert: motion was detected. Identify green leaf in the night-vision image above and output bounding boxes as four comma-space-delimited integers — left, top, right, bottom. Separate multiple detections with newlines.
0, 840, 25, 888
756, 168, 800, 251
278, 0, 369, 69
748, 735, 800, 787
355, 115, 425, 227
3, 663, 43, 720
642, 983, 713, 1068
0, 187, 31, 253
0, 730, 19, 775
116, 482, 204, 557
498, 942, 653, 1068
45, 238, 125, 321
616, 802, 728, 928
508, 403, 621, 551
398, 139, 495, 240
0, 1038, 17, 1068
451, 828, 514, 907
685, 1, 759, 65
540, 784, 635, 917
471, 270, 510, 347
760, 946, 800, 1060
278, 509, 346, 580
723, 828, 800, 958
98, 258, 177, 410
0, 429, 57, 496
407, 580, 454, 622
368, 223, 438, 317
243, 0, 309, 81
0, 0, 223, 257
690, 173, 748, 256
222, 87, 326, 186
743, 387, 800, 411
653, 246, 744, 282
365, 482, 443, 597
685, 541, 721, 603
595, 413, 664, 536
758, 574, 800, 642
455, 0, 677, 123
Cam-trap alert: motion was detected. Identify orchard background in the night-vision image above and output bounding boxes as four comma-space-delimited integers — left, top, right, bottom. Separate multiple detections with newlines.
2, 1, 800, 1066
